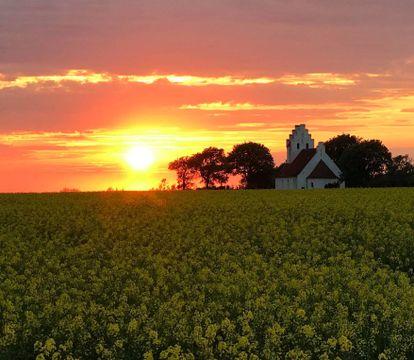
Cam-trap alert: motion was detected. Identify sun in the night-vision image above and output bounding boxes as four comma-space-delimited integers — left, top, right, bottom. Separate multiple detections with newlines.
124, 145, 155, 171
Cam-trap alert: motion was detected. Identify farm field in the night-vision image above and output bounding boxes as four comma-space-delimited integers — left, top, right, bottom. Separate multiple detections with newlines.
1, 189, 414, 359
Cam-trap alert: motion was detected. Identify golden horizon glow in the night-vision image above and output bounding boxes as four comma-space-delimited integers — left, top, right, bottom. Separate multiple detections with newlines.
124, 145, 155, 171
1, 115, 413, 192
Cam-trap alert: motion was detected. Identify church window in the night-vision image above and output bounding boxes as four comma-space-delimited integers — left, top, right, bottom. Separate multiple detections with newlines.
306, 143, 309, 149
296, 143, 300, 149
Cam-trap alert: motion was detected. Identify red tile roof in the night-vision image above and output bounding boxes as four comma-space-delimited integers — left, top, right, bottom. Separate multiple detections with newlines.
307, 160, 338, 179
275, 149, 316, 178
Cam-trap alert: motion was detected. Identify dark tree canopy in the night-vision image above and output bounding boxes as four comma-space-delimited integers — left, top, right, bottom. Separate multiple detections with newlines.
325, 134, 361, 165
325, 134, 413, 187
389, 155, 414, 176
339, 140, 392, 187
371, 155, 414, 187
168, 156, 195, 190
227, 142, 275, 189
189, 147, 228, 189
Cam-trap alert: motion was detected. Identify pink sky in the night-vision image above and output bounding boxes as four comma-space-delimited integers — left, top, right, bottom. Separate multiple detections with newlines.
0, 1, 413, 191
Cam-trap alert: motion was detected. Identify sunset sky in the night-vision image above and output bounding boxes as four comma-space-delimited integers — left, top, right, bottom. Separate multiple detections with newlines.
1, 1, 414, 192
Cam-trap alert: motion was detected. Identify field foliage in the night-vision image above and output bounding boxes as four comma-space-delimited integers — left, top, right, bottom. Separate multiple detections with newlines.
1, 189, 414, 359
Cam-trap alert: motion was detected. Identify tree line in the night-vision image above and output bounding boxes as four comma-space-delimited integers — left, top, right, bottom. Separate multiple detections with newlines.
168, 142, 275, 189
168, 135, 414, 189
325, 134, 414, 187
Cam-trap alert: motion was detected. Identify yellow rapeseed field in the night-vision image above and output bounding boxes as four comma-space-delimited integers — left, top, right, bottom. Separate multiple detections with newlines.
1, 189, 414, 359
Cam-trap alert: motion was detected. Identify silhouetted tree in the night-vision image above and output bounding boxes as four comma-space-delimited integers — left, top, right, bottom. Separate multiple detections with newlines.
168, 156, 195, 190
371, 155, 414, 187
60, 188, 81, 193
227, 142, 275, 189
189, 147, 228, 189
389, 155, 414, 175
339, 140, 392, 187
325, 134, 361, 165
158, 178, 168, 191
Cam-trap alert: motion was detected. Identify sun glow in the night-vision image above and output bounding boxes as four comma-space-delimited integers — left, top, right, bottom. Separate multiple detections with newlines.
124, 145, 155, 171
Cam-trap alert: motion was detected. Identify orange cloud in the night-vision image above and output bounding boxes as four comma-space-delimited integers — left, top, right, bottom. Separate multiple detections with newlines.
277, 73, 358, 88
180, 101, 355, 111
236, 122, 267, 128
0, 70, 113, 90
0, 71, 275, 89
0, 69, 377, 90
339, 95, 414, 127
165, 75, 275, 86
122, 74, 275, 86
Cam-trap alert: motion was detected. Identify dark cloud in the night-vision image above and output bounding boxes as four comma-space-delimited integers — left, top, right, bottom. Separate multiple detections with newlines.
1, 1, 414, 74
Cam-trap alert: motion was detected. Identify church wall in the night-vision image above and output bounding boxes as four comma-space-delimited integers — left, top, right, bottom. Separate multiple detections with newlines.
275, 177, 296, 190
306, 178, 340, 189
275, 176, 344, 190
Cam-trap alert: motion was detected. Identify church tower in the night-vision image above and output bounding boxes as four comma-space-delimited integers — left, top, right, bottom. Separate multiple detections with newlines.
286, 124, 314, 163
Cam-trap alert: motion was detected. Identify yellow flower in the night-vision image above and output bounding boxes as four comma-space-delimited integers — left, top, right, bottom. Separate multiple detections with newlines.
301, 325, 315, 338
338, 335, 353, 352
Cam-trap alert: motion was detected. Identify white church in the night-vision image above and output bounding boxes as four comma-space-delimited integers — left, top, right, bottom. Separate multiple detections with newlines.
275, 125, 345, 189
